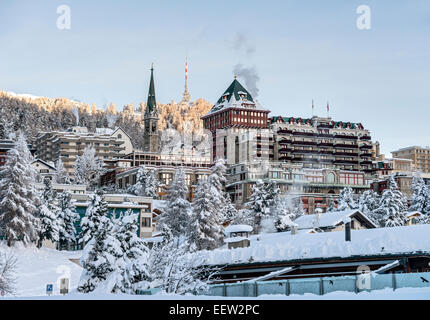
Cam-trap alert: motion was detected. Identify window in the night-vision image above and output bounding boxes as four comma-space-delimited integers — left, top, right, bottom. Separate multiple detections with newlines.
142, 218, 151, 228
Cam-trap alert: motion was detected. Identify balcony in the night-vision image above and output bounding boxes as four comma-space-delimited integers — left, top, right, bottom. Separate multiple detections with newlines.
292, 131, 315, 137
334, 134, 358, 140
278, 148, 292, 153
278, 139, 291, 145
277, 129, 293, 134
317, 141, 333, 146
334, 142, 358, 148
360, 144, 372, 150
360, 135, 371, 140
292, 140, 316, 146
292, 149, 317, 154
334, 159, 359, 164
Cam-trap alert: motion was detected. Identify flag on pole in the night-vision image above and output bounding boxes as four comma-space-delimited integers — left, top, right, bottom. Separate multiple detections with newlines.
327, 101, 330, 112
312, 99, 314, 116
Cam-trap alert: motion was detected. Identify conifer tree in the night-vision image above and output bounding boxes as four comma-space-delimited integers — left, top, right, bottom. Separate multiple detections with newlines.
192, 180, 224, 251
37, 177, 60, 247
57, 190, 79, 250
79, 189, 109, 246
223, 194, 238, 223
374, 176, 407, 227
54, 158, 70, 184
358, 190, 380, 223
158, 168, 192, 238
0, 134, 39, 246
112, 210, 150, 294
74, 146, 105, 186
77, 215, 122, 293
409, 175, 430, 215
208, 159, 227, 215
335, 187, 358, 211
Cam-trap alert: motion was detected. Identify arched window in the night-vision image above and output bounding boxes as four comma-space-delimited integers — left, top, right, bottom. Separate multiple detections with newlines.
327, 172, 335, 183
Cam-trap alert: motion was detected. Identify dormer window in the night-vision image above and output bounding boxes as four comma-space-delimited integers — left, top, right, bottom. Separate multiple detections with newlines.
238, 91, 247, 101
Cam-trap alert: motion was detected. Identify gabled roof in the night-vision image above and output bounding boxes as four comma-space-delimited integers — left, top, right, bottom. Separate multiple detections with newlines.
32, 159, 56, 170
293, 209, 377, 230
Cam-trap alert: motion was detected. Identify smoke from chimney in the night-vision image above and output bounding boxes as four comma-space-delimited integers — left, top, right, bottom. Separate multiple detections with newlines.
233, 64, 260, 98
72, 107, 79, 126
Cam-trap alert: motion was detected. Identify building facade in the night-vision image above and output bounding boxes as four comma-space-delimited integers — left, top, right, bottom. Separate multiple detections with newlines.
392, 146, 430, 173
35, 126, 133, 174
202, 79, 375, 212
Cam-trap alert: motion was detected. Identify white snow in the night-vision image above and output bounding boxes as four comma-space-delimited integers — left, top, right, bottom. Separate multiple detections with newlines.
225, 225, 253, 234
0, 243, 82, 297
201, 224, 430, 266
4, 286, 430, 300
293, 209, 376, 230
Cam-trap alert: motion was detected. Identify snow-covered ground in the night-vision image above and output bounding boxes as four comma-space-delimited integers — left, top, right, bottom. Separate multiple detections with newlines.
0, 243, 82, 297
5, 287, 430, 300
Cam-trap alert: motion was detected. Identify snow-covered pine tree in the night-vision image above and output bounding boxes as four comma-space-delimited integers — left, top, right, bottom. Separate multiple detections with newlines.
335, 187, 358, 211
0, 134, 39, 246
145, 169, 159, 198
374, 176, 408, 227
54, 158, 70, 184
358, 190, 380, 224
111, 210, 150, 294
37, 177, 60, 247
273, 196, 302, 232
327, 196, 336, 212
148, 228, 214, 295
208, 159, 227, 215
57, 190, 79, 250
79, 189, 109, 246
409, 175, 430, 215
77, 215, 123, 293
223, 194, 238, 224
130, 167, 159, 198
130, 166, 147, 196
246, 179, 273, 233
74, 146, 106, 186
192, 179, 224, 251
158, 168, 192, 238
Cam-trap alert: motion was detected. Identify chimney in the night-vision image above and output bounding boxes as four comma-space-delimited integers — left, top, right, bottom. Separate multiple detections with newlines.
345, 219, 351, 242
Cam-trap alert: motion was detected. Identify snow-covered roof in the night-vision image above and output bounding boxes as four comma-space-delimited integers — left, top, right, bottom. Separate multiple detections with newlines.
225, 225, 253, 234
152, 200, 166, 211
202, 224, 430, 266
95, 127, 115, 135
293, 209, 377, 230
407, 211, 423, 218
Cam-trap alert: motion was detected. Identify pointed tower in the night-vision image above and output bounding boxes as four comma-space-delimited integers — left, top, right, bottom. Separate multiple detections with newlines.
182, 57, 191, 103
143, 64, 159, 153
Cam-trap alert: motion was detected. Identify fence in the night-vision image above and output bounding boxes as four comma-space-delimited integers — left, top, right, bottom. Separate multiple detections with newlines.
205, 272, 430, 297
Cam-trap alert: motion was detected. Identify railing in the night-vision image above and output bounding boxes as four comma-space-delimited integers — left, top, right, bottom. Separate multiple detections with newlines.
204, 272, 430, 297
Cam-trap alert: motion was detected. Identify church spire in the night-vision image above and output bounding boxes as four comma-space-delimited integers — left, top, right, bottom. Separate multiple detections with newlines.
146, 63, 156, 113
182, 57, 191, 103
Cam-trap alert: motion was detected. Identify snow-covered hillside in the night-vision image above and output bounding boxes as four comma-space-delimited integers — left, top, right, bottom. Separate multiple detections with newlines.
0, 244, 82, 297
